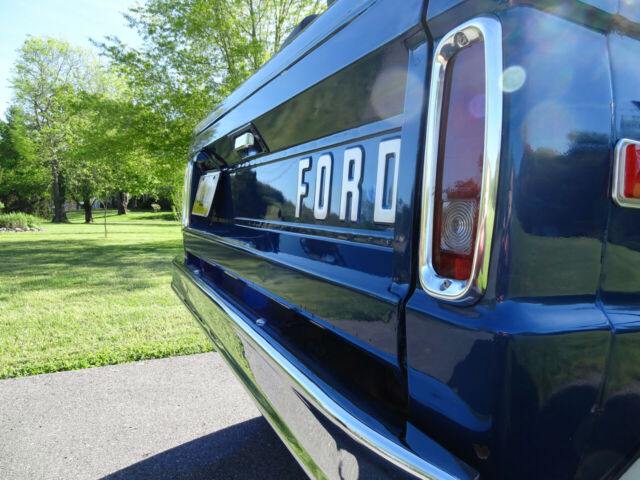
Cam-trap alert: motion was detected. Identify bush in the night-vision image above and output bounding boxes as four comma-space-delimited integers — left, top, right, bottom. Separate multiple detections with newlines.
0, 213, 42, 230
0, 201, 4, 213
150, 203, 162, 213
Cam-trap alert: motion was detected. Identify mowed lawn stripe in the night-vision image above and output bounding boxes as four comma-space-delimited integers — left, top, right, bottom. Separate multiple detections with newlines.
0, 210, 212, 379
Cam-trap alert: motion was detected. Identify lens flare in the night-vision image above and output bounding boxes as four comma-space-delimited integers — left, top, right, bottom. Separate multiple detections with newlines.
370, 66, 407, 119
500, 65, 526, 93
468, 93, 485, 119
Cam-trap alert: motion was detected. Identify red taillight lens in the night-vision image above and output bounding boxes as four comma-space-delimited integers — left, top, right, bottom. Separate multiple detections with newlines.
433, 41, 485, 281
624, 144, 640, 198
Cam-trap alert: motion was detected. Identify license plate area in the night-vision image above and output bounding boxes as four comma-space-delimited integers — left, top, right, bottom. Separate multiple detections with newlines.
192, 171, 220, 217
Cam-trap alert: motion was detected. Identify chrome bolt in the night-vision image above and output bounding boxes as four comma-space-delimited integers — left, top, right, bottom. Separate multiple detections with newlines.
454, 32, 469, 47
256, 318, 266, 327
440, 279, 452, 291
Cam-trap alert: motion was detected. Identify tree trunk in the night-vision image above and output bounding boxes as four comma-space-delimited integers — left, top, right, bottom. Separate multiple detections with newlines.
83, 195, 94, 223
50, 163, 68, 223
116, 191, 129, 215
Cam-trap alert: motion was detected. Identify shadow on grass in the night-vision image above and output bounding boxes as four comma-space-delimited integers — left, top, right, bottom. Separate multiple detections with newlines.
25, 226, 181, 235
0, 238, 183, 293
70, 210, 176, 222
102, 417, 305, 480
123, 212, 176, 222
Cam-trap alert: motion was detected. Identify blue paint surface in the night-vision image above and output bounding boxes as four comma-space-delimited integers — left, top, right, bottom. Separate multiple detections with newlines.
180, 1, 640, 478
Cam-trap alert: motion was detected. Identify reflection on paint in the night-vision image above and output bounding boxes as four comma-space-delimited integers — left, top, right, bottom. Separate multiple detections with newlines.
522, 101, 575, 153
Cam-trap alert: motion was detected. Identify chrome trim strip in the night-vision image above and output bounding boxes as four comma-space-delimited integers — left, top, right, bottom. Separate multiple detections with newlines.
172, 258, 477, 480
188, 219, 394, 247
613, 138, 640, 209
620, 455, 640, 480
419, 17, 503, 304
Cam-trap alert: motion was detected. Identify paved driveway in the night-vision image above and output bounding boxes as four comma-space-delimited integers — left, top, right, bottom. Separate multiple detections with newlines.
0, 353, 306, 479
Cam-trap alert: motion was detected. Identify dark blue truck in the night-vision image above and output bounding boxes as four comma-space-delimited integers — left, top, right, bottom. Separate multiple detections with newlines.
171, 1, 640, 478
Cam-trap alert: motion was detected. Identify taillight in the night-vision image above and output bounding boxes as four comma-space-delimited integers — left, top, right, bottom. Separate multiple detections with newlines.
433, 41, 485, 281
419, 18, 503, 303
613, 139, 640, 208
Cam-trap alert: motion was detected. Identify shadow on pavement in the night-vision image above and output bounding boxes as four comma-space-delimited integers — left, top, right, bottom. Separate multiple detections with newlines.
102, 416, 306, 480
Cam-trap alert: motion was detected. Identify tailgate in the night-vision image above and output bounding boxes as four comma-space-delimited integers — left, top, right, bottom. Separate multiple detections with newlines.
183, 0, 428, 431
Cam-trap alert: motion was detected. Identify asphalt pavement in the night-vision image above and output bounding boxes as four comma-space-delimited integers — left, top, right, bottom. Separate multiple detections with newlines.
0, 353, 307, 480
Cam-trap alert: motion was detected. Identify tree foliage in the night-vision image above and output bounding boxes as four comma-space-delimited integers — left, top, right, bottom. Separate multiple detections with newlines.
0, 106, 49, 216
10, 38, 103, 222
63, 82, 157, 221
98, 0, 325, 191
2, 1, 327, 221
7, 37, 158, 222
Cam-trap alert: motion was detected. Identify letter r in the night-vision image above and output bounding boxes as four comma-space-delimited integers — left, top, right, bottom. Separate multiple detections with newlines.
340, 147, 363, 222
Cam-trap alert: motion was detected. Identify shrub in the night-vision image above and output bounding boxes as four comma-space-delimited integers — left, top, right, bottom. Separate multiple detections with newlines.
150, 203, 161, 213
0, 213, 42, 230
0, 201, 4, 213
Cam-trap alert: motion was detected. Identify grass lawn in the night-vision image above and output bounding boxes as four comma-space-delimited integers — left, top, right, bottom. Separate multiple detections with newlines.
0, 209, 213, 379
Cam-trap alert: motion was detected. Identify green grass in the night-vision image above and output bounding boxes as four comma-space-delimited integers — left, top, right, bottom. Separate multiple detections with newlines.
0, 209, 213, 379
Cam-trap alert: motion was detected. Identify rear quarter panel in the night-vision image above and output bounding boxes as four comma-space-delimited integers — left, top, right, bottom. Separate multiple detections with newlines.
406, 4, 617, 479
587, 26, 640, 480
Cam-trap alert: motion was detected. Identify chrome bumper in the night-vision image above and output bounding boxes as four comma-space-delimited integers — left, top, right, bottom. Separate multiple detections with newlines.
172, 256, 478, 480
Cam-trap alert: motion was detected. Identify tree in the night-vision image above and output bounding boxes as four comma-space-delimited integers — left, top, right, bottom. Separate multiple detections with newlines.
63, 82, 157, 222
62, 69, 127, 223
11, 38, 95, 221
0, 106, 50, 216
98, 0, 325, 206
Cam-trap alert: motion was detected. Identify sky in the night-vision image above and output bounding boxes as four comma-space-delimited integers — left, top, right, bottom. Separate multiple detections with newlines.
0, 0, 142, 120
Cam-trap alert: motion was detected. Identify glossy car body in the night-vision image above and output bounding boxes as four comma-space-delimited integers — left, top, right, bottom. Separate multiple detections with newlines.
172, 1, 640, 478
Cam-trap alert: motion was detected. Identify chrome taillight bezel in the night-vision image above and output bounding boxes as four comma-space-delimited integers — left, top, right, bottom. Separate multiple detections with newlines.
613, 138, 640, 209
182, 160, 195, 229
418, 17, 503, 304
